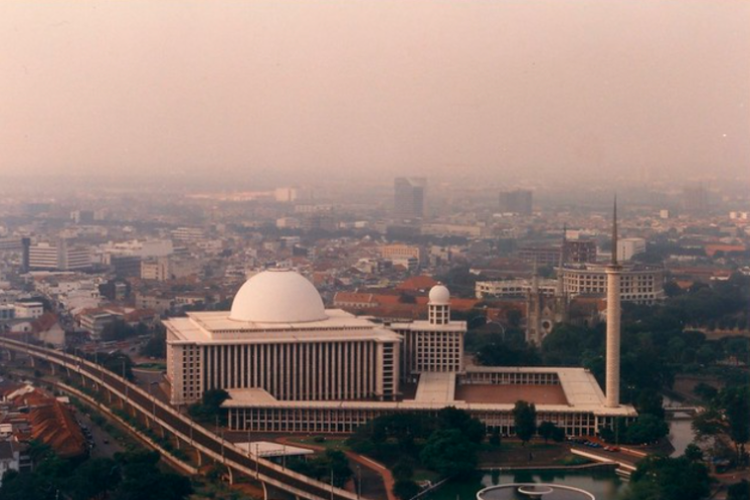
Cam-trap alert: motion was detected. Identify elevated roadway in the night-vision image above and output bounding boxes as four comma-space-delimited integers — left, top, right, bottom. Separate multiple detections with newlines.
0, 337, 364, 500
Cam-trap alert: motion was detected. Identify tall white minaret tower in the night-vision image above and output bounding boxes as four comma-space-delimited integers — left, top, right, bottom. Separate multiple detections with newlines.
605, 198, 622, 408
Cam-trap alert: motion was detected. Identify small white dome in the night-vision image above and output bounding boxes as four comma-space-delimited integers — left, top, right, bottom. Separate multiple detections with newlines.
428, 284, 450, 305
229, 269, 327, 323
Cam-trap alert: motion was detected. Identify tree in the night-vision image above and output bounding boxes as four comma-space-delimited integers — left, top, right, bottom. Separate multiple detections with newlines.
393, 480, 420, 500
727, 480, 750, 500
683, 443, 704, 462
68, 457, 121, 500
325, 450, 353, 488
720, 385, 750, 463
626, 456, 711, 500
437, 407, 485, 443
140, 324, 166, 359
188, 388, 229, 422
693, 383, 718, 403
551, 426, 566, 443
489, 427, 502, 447
636, 389, 665, 420
101, 319, 137, 342
537, 421, 556, 444
419, 429, 478, 478
392, 461, 414, 482
626, 414, 669, 444
513, 401, 536, 446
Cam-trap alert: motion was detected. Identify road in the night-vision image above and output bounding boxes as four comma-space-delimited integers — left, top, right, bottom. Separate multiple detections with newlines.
0, 337, 362, 500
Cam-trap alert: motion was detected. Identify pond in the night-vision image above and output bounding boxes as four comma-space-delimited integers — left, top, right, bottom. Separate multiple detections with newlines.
425, 469, 627, 500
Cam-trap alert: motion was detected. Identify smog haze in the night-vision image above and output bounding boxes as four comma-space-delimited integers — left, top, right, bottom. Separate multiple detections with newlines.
1, 0, 748, 190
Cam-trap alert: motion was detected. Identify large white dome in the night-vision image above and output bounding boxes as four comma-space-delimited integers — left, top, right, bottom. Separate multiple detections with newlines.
229, 269, 328, 323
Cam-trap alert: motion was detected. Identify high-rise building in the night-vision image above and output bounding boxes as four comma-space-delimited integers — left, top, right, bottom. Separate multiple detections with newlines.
394, 177, 426, 219
499, 190, 533, 215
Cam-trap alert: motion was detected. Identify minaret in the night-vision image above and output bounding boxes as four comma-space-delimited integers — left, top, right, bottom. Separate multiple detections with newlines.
605, 198, 622, 408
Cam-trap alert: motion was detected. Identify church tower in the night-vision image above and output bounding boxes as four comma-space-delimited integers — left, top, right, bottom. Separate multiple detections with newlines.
525, 260, 544, 344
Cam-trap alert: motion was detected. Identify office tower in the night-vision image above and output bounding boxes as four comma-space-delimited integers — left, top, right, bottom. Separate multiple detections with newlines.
499, 189, 533, 215
394, 177, 426, 218
682, 185, 709, 214
21, 237, 31, 273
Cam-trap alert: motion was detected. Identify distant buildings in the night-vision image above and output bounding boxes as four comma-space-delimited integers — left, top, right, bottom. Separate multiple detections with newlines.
27, 241, 91, 271
682, 185, 710, 214
380, 244, 424, 270
499, 189, 533, 215
394, 177, 426, 219
519, 246, 560, 266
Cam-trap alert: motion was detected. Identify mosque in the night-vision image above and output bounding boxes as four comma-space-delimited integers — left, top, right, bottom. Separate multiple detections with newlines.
166, 255, 635, 436
165, 202, 632, 435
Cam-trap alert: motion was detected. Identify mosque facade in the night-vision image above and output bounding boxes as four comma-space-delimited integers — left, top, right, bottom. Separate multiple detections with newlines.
166, 248, 635, 436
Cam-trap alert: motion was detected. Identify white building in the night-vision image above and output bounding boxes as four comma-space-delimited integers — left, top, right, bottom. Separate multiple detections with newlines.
14, 302, 44, 319
559, 263, 664, 304
475, 279, 558, 299
28, 241, 91, 271
616, 238, 646, 262
166, 270, 636, 437
165, 270, 402, 406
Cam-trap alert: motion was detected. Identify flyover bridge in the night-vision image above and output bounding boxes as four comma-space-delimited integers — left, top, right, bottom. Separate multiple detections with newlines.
0, 337, 364, 500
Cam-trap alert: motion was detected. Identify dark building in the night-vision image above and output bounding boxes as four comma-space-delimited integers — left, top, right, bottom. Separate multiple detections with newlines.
563, 239, 598, 264
499, 190, 533, 215
21, 237, 31, 273
394, 177, 426, 219
682, 185, 710, 214
110, 255, 141, 278
519, 245, 560, 266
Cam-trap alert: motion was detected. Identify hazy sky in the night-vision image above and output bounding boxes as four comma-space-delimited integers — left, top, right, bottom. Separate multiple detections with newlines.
1, 0, 748, 187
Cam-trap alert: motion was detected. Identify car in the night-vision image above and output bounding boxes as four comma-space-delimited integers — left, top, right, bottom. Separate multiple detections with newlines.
103, 439, 110, 444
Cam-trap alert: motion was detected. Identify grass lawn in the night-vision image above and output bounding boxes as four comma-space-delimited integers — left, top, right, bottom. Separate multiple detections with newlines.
287, 436, 351, 452
135, 362, 167, 371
